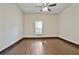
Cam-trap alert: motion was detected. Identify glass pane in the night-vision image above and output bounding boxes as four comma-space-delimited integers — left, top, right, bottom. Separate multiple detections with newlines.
35, 21, 43, 28
35, 21, 43, 35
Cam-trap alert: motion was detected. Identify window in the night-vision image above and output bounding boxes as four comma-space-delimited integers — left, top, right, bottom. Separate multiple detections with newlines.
35, 21, 43, 35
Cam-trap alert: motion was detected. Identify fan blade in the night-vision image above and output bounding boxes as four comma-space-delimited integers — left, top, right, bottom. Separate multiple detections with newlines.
48, 8, 51, 12
49, 4, 56, 7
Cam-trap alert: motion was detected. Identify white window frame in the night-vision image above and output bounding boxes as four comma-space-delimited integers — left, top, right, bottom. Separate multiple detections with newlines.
35, 21, 43, 35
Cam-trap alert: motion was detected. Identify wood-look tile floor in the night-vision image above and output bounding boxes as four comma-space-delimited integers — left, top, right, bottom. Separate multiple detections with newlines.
0, 38, 79, 55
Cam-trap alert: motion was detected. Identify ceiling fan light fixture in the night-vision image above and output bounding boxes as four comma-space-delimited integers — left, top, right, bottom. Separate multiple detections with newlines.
36, 3, 56, 12
42, 7, 48, 12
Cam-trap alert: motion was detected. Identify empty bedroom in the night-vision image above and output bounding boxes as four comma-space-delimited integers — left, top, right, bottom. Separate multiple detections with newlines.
0, 3, 79, 55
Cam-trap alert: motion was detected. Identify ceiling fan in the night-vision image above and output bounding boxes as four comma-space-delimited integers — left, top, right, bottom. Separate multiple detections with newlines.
36, 3, 57, 12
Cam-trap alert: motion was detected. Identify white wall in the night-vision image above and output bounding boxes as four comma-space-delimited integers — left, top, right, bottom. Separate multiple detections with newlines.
0, 4, 23, 51
24, 14, 58, 37
59, 4, 79, 45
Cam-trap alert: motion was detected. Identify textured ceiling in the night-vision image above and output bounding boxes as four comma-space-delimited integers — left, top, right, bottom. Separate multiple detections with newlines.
17, 3, 71, 14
